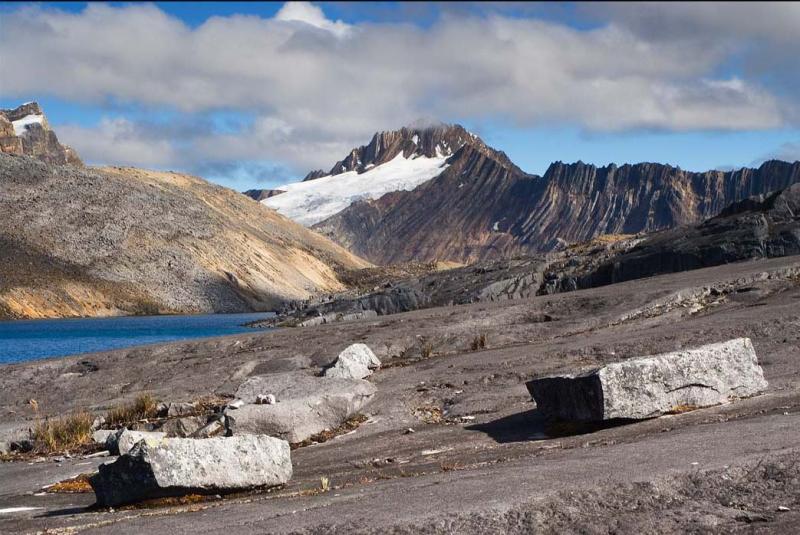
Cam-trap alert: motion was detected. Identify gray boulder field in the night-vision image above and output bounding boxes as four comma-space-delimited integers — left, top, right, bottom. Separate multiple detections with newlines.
324, 343, 382, 380
227, 372, 376, 443
90, 435, 292, 507
527, 338, 768, 421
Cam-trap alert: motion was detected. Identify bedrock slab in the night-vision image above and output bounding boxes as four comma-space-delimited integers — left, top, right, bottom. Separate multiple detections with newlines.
527, 338, 768, 421
227, 372, 376, 443
89, 435, 291, 507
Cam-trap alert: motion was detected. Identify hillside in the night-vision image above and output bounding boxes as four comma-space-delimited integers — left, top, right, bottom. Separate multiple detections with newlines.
0, 154, 369, 319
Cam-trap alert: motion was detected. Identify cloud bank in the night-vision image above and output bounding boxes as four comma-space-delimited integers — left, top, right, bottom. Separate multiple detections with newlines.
1, 1, 797, 181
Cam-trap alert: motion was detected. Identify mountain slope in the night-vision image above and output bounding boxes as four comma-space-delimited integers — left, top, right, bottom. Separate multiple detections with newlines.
0, 154, 369, 319
0, 102, 82, 165
315, 149, 800, 264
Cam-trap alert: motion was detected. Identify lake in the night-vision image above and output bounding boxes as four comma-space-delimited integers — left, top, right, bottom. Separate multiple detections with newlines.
0, 312, 274, 365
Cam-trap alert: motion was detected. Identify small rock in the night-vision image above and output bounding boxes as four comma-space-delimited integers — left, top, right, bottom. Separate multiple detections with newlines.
89, 435, 292, 507
92, 429, 114, 446
158, 416, 207, 438
226, 399, 245, 410
403, 428, 415, 435
324, 344, 381, 380
777, 505, 790, 512
109, 429, 167, 456
256, 394, 277, 405
167, 402, 197, 418
193, 416, 226, 439
0, 441, 10, 455
11, 439, 34, 453
91, 416, 106, 431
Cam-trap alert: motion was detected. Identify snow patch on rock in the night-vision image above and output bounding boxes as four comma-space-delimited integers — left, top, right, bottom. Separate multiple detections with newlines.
264, 153, 450, 226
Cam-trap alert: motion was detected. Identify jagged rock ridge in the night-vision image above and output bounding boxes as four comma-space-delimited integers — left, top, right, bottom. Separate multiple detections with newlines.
305, 123, 490, 180
0, 102, 82, 165
314, 149, 800, 264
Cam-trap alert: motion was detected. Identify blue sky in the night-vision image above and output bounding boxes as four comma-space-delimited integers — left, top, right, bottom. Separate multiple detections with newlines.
2, 2, 799, 189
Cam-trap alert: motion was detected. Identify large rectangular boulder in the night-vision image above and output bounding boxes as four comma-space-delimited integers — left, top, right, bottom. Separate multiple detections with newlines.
527, 338, 768, 421
90, 435, 291, 507
226, 372, 376, 443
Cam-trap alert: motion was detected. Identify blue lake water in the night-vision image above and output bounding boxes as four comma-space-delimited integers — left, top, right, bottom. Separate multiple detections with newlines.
0, 312, 274, 365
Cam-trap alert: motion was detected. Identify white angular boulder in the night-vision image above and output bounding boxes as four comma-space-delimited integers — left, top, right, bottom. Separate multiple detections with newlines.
90, 435, 291, 507
227, 372, 376, 443
527, 338, 768, 421
324, 343, 382, 380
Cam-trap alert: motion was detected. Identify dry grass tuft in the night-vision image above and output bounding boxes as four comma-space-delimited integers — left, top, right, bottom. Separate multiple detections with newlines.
413, 404, 444, 424
32, 411, 94, 453
105, 393, 159, 428
470, 333, 487, 351
667, 404, 699, 415
291, 414, 369, 449
46, 473, 94, 493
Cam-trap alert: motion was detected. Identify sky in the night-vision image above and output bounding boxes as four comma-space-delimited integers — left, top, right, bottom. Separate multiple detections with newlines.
1, 1, 799, 190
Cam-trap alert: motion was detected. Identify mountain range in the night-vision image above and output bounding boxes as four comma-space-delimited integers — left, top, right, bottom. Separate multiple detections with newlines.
3, 102, 799, 319
262, 124, 800, 265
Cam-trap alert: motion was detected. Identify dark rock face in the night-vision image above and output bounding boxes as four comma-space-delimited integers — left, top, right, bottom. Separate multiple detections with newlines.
302, 169, 327, 181
547, 182, 800, 292
243, 189, 286, 201
0, 102, 82, 165
0, 115, 23, 156
316, 149, 800, 264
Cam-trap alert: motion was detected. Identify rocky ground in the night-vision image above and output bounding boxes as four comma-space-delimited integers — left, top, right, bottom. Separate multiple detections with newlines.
1, 256, 799, 533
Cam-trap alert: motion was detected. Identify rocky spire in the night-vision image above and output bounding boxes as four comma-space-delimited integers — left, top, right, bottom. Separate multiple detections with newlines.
0, 102, 82, 166
303, 122, 484, 181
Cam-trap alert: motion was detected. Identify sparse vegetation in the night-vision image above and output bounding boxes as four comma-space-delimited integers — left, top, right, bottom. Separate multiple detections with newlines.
470, 333, 487, 351
32, 411, 94, 453
420, 340, 434, 359
291, 413, 369, 449
413, 404, 444, 424
46, 473, 94, 493
105, 393, 159, 428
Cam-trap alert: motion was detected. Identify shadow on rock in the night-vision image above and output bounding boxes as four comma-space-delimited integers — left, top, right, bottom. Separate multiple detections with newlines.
466, 409, 638, 444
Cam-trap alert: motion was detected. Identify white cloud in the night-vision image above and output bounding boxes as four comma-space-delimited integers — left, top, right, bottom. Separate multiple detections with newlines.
274, 1, 352, 37
1, 2, 796, 175
58, 118, 177, 167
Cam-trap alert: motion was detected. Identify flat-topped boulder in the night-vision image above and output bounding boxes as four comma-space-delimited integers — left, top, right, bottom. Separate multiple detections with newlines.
90, 435, 291, 507
227, 372, 376, 443
527, 338, 768, 421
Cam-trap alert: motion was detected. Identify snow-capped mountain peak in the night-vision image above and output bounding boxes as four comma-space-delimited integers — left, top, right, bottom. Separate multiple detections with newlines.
264, 123, 486, 226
